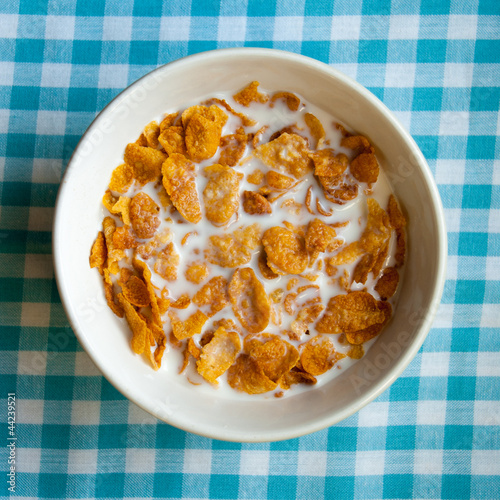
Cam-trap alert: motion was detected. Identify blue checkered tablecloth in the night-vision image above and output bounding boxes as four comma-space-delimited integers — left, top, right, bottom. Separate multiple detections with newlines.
0, 0, 499, 499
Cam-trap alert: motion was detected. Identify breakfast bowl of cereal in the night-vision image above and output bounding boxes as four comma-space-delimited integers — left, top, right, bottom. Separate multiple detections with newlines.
53, 48, 446, 442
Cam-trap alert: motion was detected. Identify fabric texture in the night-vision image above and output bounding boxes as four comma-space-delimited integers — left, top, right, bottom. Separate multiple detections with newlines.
0, 0, 499, 499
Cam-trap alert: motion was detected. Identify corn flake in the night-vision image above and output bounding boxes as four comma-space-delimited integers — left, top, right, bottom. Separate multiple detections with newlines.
124, 143, 167, 185
109, 163, 134, 194
374, 267, 399, 300
196, 326, 241, 384
130, 192, 160, 239
185, 262, 210, 284
192, 276, 229, 317
154, 242, 179, 281
121, 275, 150, 308
144, 120, 160, 148
158, 126, 186, 156
227, 354, 277, 394
185, 112, 223, 162
300, 336, 345, 376
233, 81, 269, 107
242, 190, 272, 215
316, 291, 386, 334
228, 267, 271, 333
262, 226, 308, 275
169, 310, 208, 341
90, 231, 107, 275
350, 153, 379, 184
346, 300, 392, 345
203, 164, 243, 226
219, 127, 248, 167
254, 133, 313, 179
304, 113, 325, 148
270, 91, 301, 111
162, 153, 202, 224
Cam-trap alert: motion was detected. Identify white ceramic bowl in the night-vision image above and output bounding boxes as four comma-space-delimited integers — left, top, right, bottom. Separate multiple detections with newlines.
53, 48, 447, 442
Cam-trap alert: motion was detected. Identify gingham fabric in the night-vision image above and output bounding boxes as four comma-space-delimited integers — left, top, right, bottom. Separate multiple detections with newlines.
1, 0, 499, 499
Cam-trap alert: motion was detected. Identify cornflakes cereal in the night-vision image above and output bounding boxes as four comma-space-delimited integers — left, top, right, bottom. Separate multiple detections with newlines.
254, 133, 313, 179
109, 164, 134, 194
219, 127, 248, 167
316, 291, 386, 334
124, 143, 167, 185
242, 190, 272, 215
374, 267, 399, 300
158, 126, 186, 156
228, 268, 271, 333
185, 262, 210, 284
90, 231, 107, 275
196, 326, 241, 384
300, 336, 345, 376
144, 120, 160, 148
121, 275, 150, 308
304, 113, 325, 148
162, 153, 202, 224
262, 226, 308, 275
169, 310, 208, 341
233, 81, 269, 107
206, 223, 261, 268
270, 91, 301, 111
192, 276, 228, 317
91, 81, 407, 396
203, 164, 243, 226
154, 242, 179, 281
130, 192, 160, 239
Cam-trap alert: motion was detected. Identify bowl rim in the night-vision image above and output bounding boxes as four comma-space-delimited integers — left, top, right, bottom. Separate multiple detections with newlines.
53, 47, 448, 442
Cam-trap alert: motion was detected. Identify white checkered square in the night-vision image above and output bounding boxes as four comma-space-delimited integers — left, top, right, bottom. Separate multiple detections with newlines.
239, 450, 270, 476
45, 15, 75, 40
297, 451, 327, 477
493, 161, 500, 185
74, 351, 102, 377
414, 449, 443, 475
32, 159, 62, 184
0, 109, 9, 134
41, 63, 72, 87
471, 450, 500, 475
273, 16, 303, 41
480, 304, 500, 328
0, 62, 14, 86
218, 16, 247, 41
485, 256, 500, 280
447, 15, 477, 40
474, 401, 500, 426
420, 352, 450, 377
443, 208, 462, 232
126, 448, 156, 473
435, 160, 466, 185
330, 16, 361, 40
385, 64, 416, 87
17, 351, 47, 375
357, 402, 389, 428
98, 64, 129, 88
71, 401, 101, 426
0, 14, 19, 38
16, 399, 44, 424
488, 209, 500, 233
431, 304, 454, 329
417, 400, 447, 426
439, 111, 469, 135
476, 352, 500, 377
392, 111, 411, 131
446, 255, 457, 280
183, 449, 212, 474
355, 450, 385, 476
332, 63, 357, 80
36, 110, 67, 135
102, 16, 132, 41
443, 63, 474, 88
17, 448, 41, 473
28, 207, 54, 232
160, 16, 190, 41
388, 15, 420, 39
68, 449, 98, 474
128, 401, 157, 425
24, 254, 53, 279
21, 303, 51, 328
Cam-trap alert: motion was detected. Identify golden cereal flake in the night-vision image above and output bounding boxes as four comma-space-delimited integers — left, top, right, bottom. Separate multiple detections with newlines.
109, 163, 134, 194
254, 133, 313, 179
161, 153, 202, 224
262, 226, 308, 275
196, 326, 241, 384
203, 164, 243, 226
124, 143, 167, 185
154, 242, 180, 281
129, 192, 161, 239
228, 267, 271, 334
192, 276, 229, 317
233, 81, 269, 107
